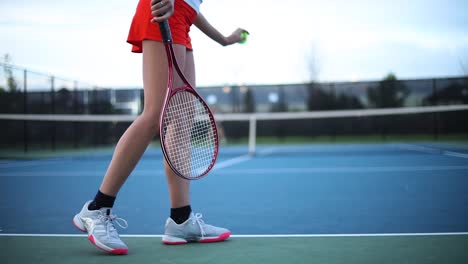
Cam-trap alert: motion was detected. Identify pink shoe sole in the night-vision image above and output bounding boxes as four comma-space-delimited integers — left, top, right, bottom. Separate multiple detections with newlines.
73, 218, 128, 255
199, 231, 231, 243
72, 219, 86, 233
89, 235, 128, 255
163, 231, 231, 245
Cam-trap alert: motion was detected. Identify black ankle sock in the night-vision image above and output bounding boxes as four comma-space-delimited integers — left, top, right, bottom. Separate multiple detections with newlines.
170, 205, 192, 224
88, 190, 116, 210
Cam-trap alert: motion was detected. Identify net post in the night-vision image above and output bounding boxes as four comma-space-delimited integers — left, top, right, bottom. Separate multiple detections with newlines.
248, 115, 257, 156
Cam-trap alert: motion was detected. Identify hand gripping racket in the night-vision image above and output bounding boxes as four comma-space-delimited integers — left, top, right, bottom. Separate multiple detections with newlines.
158, 21, 219, 180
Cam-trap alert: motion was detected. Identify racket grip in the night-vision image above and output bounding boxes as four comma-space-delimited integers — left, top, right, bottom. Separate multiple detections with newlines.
158, 21, 172, 43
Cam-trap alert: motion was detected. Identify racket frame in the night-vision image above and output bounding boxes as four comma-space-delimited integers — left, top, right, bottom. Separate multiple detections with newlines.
158, 21, 219, 180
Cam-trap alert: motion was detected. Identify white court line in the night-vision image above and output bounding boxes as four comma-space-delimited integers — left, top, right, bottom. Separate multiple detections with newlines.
0, 153, 253, 172
0, 232, 467, 238
215, 166, 468, 174
393, 143, 441, 154
257, 147, 279, 156
212, 154, 251, 170
0, 154, 251, 172
2, 165, 468, 177
232, 232, 468, 237
0, 154, 252, 177
443, 151, 468, 159
0, 158, 69, 169
395, 143, 468, 159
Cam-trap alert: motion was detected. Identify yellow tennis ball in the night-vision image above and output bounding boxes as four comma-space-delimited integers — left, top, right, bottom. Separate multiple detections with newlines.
239, 32, 249, 44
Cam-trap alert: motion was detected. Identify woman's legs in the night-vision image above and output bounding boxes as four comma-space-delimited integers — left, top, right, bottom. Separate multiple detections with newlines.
78, 39, 230, 247
99, 40, 172, 196
99, 40, 194, 210
164, 48, 196, 209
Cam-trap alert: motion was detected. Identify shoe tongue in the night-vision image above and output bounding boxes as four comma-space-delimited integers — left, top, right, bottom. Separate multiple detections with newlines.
98, 207, 111, 215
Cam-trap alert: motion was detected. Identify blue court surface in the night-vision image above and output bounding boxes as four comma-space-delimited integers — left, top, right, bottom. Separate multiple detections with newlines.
1, 142, 468, 264
1, 142, 467, 236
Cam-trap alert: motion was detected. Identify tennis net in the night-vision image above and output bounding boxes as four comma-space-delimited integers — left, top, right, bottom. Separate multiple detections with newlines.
1, 104, 467, 157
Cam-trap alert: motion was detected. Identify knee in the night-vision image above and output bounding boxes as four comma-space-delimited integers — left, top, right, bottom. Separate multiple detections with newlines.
137, 111, 160, 136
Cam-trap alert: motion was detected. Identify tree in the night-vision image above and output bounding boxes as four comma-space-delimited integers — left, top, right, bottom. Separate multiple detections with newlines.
423, 81, 468, 105
307, 84, 363, 110
336, 93, 364, 109
307, 84, 337, 110
458, 54, 468, 77
306, 44, 321, 111
367, 73, 409, 108
2, 54, 19, 93
89, 89, 114, 114
56, 87, 73, 114
241, 86, 255, 113
0, 54, 23, 113
306, 43, 321, 83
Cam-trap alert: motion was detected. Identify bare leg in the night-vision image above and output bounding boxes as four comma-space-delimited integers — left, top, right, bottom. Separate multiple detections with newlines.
99, 40, 195, 211
164, 48, 196, 208
99, 40, 172, 196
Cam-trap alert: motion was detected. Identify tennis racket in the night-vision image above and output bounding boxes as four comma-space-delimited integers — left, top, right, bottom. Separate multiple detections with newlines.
158, 21, 219, 180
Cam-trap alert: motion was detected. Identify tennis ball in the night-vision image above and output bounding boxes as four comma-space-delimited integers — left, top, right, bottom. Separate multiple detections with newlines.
239, 31, 249, 44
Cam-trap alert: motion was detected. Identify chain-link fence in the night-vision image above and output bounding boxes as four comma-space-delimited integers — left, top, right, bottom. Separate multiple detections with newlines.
1, 63, 467, 116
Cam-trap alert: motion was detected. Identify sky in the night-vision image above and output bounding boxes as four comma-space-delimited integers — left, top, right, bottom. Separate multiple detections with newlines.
1, 0, 468, 88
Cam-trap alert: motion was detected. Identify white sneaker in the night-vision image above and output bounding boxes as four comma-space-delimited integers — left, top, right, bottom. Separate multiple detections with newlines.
72, 200, 128, 255
162, 213, 231, 245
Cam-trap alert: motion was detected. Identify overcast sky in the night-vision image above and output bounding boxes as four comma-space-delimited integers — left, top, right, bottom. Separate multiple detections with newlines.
1, 0, 467, 88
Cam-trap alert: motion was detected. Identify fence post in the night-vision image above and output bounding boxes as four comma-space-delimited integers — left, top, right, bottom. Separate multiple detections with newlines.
432, 78, 439, 140
73, 81, 79, 149
23, 69, 28, 152
51, 76, 56, 151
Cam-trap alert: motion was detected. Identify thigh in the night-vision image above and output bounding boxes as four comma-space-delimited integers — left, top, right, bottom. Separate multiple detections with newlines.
184, 50, 196, 88
141, 41, 188, 120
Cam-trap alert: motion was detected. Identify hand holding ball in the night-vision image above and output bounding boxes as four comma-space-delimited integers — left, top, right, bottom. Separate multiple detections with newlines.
239, 31, 249, 44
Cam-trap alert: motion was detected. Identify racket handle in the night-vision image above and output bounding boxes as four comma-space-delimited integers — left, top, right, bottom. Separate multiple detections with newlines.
158, 21, 172, 43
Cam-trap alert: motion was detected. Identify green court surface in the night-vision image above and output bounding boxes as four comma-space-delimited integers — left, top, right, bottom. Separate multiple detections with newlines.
1, 235, 468, 264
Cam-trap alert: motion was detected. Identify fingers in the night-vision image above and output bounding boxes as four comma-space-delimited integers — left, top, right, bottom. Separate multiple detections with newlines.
150, 0, 174, 23
233, 28, 248, 35
239, 28, 249, 35
228, 28, 249, 45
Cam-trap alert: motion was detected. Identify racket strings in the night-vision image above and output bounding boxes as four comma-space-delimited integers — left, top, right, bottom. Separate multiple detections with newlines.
162, 91, 217, 178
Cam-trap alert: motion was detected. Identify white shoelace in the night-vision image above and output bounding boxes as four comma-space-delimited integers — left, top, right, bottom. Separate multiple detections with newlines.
98, 211, 128, 239
192, 213, 206, 238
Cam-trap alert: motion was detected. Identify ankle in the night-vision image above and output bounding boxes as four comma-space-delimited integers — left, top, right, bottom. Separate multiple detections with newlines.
88, 190, 116, 210
170, 205, 192, 224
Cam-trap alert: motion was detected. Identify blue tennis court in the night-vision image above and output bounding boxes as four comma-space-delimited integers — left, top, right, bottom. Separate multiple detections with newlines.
1, 142, 468, 263
1, 142, 468, 235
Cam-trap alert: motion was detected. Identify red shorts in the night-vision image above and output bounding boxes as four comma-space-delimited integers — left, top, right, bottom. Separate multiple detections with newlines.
127, 0, 197, 53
